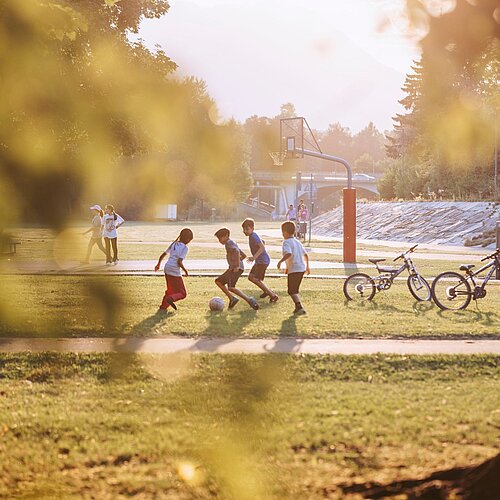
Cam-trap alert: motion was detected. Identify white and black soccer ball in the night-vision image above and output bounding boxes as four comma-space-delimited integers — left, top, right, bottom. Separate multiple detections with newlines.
209, 296, 225, 312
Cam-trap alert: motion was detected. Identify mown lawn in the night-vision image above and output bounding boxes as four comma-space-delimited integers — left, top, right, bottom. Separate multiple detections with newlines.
0, 353, 498, 498
1, 275, 499, 338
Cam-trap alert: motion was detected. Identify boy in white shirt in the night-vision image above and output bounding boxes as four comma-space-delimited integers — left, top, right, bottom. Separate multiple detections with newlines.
277, 221, 310, 315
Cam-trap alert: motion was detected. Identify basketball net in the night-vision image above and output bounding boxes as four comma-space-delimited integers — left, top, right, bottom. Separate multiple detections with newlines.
269, 151, 287, 166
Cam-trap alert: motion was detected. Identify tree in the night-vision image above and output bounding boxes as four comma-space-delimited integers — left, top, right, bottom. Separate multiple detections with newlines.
276, 103, 297, 119
354, 153, 374, 174
353, 122, 385, 163
0, 0, 252, 225
385, 59, 424, 160
381, 0, 499, 200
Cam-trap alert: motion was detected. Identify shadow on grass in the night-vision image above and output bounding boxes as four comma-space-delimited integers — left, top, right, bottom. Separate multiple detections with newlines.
346, 297, 437, 316
411, 300, 434, 315
128, 309, 173, 336
437, 308, 500, 326
188, 306, 258, 352
262, 314, 304, 353
338, 452, 500, 500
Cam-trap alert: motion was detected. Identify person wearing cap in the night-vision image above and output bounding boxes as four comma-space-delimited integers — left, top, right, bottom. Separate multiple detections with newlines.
82, 205, 105, 264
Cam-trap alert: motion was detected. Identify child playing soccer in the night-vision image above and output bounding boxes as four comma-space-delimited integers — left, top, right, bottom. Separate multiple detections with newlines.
241, 218, 278, 303
154, 228, 193, 310
214, 227, 259, 310
277, 221, 310, 315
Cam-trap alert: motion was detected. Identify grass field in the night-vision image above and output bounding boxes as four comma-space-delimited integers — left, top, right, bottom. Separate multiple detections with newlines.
0, 353, 498, 498
1, 274, 499, 338
2, 223, 499, 339
1, 224, 498, 499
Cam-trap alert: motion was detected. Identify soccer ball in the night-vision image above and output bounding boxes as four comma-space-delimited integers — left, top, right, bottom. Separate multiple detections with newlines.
209, 297, 225, 312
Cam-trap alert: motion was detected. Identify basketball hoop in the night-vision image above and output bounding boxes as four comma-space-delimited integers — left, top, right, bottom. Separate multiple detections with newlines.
269, 151, 287, 166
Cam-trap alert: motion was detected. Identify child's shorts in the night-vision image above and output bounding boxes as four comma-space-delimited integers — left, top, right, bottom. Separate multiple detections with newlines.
216, 269, 243, 288
249, 263, 268, 281
287, 271, 305, 295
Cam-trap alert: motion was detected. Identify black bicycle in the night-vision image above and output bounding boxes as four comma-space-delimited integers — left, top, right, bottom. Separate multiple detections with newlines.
431, 248, 500, 311
343, 245, 431, 302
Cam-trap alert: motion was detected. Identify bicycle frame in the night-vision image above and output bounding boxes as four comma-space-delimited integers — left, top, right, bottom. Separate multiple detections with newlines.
460, 258, 498, 296
374, 256, 418, 282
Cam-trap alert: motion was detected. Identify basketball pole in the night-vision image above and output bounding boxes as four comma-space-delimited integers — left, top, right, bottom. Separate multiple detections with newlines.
297, 148, 356, 263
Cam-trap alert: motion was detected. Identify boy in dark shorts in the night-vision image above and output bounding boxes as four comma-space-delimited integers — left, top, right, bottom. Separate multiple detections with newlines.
241, 218, 278, 303
214, 228, 259, 310
277, 221, 310, 315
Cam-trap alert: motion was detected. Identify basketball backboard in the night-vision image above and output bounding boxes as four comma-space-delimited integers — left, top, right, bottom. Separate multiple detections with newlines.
281, 117, 322, 159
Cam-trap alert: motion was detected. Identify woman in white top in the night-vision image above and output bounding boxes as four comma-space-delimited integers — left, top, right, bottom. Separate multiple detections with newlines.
102, 204, 125, 265
154, 228, 193, 310
82, 204, 106, 264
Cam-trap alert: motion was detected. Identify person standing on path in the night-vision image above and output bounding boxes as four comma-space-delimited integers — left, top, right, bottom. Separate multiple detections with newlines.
286, 204, 297, 222
102, 204, 124, 265
298, 202, 309, 240
81, 204, 106, 264
154, 228, 193, 311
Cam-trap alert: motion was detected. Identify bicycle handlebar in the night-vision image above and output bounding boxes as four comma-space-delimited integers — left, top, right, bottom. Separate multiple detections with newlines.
481, 248, 500, 262
393, 244, 419, 262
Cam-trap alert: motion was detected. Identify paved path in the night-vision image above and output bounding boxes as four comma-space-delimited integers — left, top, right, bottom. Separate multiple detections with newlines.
126, 239, 488, 262
0, 258, 369, 275
1, 338, 499, 355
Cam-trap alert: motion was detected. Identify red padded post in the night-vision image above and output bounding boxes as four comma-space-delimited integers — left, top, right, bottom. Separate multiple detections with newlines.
343, 188, 356, 263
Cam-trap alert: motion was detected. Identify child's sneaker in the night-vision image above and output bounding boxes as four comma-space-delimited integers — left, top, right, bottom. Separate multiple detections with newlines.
228, 297, 239, 309
269, 294, 279, 303
249, 298, 259, 310
293, 307, 306, 315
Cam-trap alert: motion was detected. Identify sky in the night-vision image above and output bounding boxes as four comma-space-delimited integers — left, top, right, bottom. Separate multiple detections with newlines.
137, 0, 425, 132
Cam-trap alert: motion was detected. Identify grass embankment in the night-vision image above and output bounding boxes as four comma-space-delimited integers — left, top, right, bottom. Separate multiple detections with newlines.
1, 275, 499, 338
0, 353, 498, 498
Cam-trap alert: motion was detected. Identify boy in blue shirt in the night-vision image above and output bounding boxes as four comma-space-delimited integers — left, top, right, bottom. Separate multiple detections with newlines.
242, 218, 278, 303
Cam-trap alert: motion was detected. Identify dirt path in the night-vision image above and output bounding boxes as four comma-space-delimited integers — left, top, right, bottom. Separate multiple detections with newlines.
1, 337, 499, 354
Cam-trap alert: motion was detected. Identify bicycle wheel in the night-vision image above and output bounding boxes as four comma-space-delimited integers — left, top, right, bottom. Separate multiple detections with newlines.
407, 274, 431, 301
431, 271, 472, 311
343, 273, 376, 302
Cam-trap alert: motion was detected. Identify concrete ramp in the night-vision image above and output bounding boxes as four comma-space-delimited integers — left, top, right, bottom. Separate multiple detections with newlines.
313, 201, 499, 247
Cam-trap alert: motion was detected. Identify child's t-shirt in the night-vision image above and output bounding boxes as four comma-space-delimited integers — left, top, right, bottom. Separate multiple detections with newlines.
225, 239, 244, 271
249, 232, 270, 265
103, 213, 124, 238
164, 242, 189, 277
282, 237, 306, 274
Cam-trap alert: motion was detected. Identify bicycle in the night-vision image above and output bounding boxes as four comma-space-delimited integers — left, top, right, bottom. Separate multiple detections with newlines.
431, 248, 500, 311
343, 244, 431, 302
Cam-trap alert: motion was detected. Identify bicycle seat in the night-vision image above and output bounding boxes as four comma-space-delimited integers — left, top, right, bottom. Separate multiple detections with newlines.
459, 264, 475, 272
369, 258, 385, 264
